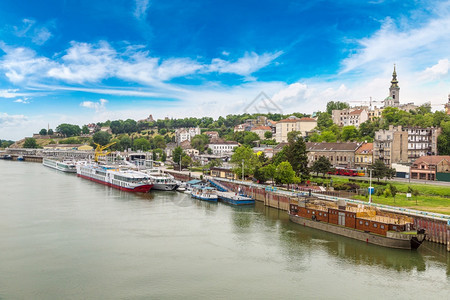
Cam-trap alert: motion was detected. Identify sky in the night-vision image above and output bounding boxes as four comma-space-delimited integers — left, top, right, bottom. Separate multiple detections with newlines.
1, 0, 450, 140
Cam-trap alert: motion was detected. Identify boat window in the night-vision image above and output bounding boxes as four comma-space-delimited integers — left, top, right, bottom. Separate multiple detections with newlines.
380, 225, 385, 229
307, 210, 310, 213
393, 226, 397, 230
319, 212, 322, 216
359, 221, 363, 225
365, 222, 369, 226
324, 213, 327, 217
312, 211, 315, 214
373, 224, 378, 228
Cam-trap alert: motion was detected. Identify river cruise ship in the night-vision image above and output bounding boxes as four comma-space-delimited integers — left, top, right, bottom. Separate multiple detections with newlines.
76, 164, 153, 193
43, 158, 77, 173
289, 198, 426, 250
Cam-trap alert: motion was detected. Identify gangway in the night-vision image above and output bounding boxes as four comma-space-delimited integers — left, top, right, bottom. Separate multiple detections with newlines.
208, 179, 229, 192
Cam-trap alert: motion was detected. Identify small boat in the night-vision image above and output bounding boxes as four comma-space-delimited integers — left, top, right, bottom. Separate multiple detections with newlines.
176, 181, 187, 192
3, 155, 12, 160
17, 156, 24, 161
43, 158, 77, 173
190, 186, 218, 202
77, 163, 153, 193
289, 198, 426, 250
217, 191, 255, 205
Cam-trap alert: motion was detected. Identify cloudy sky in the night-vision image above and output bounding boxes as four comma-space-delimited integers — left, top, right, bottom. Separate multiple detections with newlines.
1, 0, 449, 140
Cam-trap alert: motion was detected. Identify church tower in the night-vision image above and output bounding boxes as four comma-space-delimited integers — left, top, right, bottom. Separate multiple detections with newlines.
388, 65, 400, 106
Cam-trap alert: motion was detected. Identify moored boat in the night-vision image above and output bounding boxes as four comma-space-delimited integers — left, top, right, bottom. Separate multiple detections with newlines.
144, 168, 179, 191
289, 198, 426, 250
190, 186, 218, 202
217, 191, 255, 205
76, 163, 153, 193
43, 158, 77, 173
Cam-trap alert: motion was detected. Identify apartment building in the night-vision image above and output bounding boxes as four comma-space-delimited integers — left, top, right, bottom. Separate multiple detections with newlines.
275, 116, 317, 143
373, 126, 408, 166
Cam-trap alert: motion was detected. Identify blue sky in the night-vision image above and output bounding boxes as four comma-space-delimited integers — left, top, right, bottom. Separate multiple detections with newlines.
1, 0, 450, 140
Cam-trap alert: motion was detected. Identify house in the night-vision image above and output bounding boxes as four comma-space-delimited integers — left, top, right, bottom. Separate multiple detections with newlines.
355, 142, 373, 169
210, 166, 238, 180
405, 127, 441, 162
306, 142, 360, 168
207, 139, 239, 156
165, 142, 177, 158
275, 116, 317, 143
251, 126, 272, 139
332, 108, 369, 127
179, 140, 199, 156
204, 131, 219, 140
368, 107, 384, 121
175, 126, 201, 144
410, 156, 450, 181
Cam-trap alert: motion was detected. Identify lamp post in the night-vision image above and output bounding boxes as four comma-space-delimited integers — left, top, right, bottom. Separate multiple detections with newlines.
242, 159, 244, 182
179, 153, 182, 172
369, 169, 373, 204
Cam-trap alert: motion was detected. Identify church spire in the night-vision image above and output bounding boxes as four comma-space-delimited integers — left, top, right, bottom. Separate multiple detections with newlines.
390, 64, 399, 88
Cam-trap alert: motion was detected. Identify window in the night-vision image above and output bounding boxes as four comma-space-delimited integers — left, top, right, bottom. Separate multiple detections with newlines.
380, 225, 385, 229
365, 222, 369, 226
307, 210, 310, 213
359, 221, 363, 225
393, 226, 397, 230
373, 224, 378, 228
324, 213, 327, 217
319, 212, 322, 216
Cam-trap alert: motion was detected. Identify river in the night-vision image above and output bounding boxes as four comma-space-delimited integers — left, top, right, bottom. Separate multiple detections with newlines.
0, 160, 449, 299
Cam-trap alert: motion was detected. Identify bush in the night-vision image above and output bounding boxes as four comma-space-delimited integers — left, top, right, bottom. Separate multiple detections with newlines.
383, 188, 392, 198
376, 187, 385, 196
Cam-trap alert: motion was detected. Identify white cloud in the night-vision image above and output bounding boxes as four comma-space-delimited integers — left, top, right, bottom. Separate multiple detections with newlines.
32, 27, 52, 45
419, 59, 450, 81
13, 98, 31, 104
13, 19, 52, 45
0, 43, 52, 83
80, 98, 108, 112
134, 0, 150, 19
209, 51, 283, 79
0, 89, 20, 98
340, 2, 450, 75
0, 112, 27, 127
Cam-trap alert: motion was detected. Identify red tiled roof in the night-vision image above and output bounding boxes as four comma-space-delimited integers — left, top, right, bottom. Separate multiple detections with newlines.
251, 126, 272, 131
300, 117, 317, 122
412, 155, 450, 166
355, 143, 373, 154
349, 109, 363, 115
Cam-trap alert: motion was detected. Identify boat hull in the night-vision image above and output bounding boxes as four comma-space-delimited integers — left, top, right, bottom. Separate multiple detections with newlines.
77, 173, 153, 193
218, 195, 255, 205
190, 193, 218, 202
152, 183, 179, 191
289, 214, 425, 250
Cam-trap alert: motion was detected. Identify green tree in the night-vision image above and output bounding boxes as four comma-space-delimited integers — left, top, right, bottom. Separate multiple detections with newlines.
341, 126, 358, 141
191, 134, 209, 152
48, 129, 54, 135
39, 128, 47, 135
120, 135, 132, 150
321, 131, 337, 142
181, 155, 193, 169
253, 166, 268, 184
173, 146, 184, 165
56, 123, 81, 137
261, 164, 276, 184
133, 138, 151, 151
316, 112, 333, 130
23, 138, 38, 148
326, 101, 349, 114
81, 125, 89, 134
264, 131, 273, 139
311, 156, 332, 177
284, 131, 309, 181
275, 161, 297, 186
92, 131, 111, 146
230, 146, 259, 178
59, 137, 81, 144
389, 184, 398, 202
437, 121, 450, 155
207, 147, 213, 155
161, 152, 167, 162
371, 159, 387, 182
153, 135, 166, 149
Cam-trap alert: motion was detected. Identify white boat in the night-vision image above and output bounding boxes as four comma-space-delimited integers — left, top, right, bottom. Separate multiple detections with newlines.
190, 186, 218, 202
43, 158, 77, 173
76, 163, 153, 193
143, 168, 179, 191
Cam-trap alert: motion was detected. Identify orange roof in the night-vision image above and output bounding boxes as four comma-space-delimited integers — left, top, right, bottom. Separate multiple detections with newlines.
300, 117, 316, 122
350, 109, 363, 115
251, 126, 271, 131
355, 143, 373, 154
412, 155, 450, 166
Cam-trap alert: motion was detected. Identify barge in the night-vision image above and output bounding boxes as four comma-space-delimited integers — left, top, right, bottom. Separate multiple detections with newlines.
289, 198, 426, 250
217, 191, 255, 205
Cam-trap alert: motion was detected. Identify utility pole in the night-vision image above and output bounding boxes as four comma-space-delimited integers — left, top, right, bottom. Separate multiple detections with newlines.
369, 169, 373, 204
180, 153, 182, 172
242, 159, 244, 182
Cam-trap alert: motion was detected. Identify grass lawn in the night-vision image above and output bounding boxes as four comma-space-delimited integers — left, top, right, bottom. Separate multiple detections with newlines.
353, 194, 450, 215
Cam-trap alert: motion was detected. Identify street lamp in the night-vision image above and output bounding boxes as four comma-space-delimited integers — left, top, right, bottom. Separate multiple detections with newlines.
368, 169, 373, 204
242, 159, 244, 182
180, 153, 182, 172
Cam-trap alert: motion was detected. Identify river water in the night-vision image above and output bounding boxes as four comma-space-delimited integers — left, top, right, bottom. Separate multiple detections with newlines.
0, 160, 449, 299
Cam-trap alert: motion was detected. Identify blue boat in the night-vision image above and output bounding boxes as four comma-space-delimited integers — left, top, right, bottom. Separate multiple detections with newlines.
217, 191, 255, 206
190, 186, 218, 202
